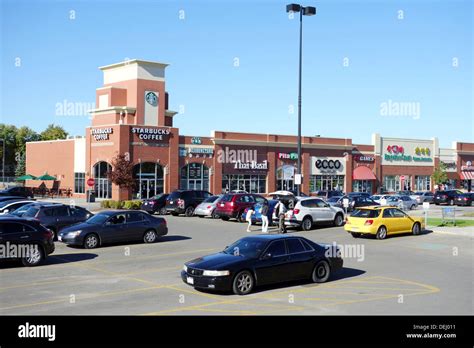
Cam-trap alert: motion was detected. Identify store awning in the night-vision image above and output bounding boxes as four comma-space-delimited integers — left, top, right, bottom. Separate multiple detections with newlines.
353, 166, 376, 180
460, 171, 474, 180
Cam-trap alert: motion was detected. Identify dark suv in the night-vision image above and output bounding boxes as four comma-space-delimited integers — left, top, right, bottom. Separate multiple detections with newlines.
20, 203, 92, 239
0, 216, 55, 266
434, 190, 463, 205
214, 193, 266, 222
141, 193, 169, 215
165, 190, 212, 217
0, 186, 34, 199
315, 190, 344, 199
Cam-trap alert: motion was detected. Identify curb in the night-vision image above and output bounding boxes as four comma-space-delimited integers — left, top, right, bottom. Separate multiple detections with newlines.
430, 229, 473, 237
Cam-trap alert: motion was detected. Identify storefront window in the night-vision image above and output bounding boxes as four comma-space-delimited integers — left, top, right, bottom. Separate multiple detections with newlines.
414, 176, 431, 191
309, 175, 345, 193
93, 161, 112, 199
222, 174, 266, 193
180, 163, 209, 191
133, 162, 164, 199
74, 173, 85, 193
276, 165, 295, 191
383, 176, 398, 192
352, 180, 373, 193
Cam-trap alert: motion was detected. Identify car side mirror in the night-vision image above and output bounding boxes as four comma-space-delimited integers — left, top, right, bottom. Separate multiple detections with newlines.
262, 253, 272, 260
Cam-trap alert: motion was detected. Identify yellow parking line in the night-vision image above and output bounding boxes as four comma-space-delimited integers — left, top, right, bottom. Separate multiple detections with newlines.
164, 285, 223, 300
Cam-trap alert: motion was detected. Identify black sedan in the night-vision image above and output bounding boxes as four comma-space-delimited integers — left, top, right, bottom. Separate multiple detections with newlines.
181, 235, 343, 295
58, 210, 168, 248
141, 193, 169, 215
455, 192, 474, 206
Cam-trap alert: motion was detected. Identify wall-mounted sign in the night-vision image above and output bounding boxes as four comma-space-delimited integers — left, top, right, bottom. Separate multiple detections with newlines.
179, 147, 214, 157
354, 154, 375, 162
234, 160, 268, 170
278, 152, 298, 160
381, 139, 434, 166
191, 137, 202, 145
441, 161, 457, 171
91, 128, 113, 141
461, 160, 474, 171
131, 127, 170, 141
145, 92, 158, 107
311, 157, 345, 175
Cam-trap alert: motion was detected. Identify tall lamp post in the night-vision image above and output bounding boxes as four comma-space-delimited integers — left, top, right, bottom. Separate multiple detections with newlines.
0, 139, 5, 184
286, 3, 316, 196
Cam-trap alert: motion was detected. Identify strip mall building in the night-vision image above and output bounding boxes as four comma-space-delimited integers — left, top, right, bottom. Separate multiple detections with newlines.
25, 59, 474, 200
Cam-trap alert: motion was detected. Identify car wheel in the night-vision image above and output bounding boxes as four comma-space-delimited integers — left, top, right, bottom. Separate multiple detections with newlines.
334, 214, 344, 227
232, 270, 254, 295
238, 211, 246, 223
312, 260, 330, 283
84, 234, 99, 249
211, 210, 219, 219
221, 216, 230, 221
185, 206, 194, 217
197, 215, 204, 218
143, 229, 157, 243
351, 232, 361, 238
21, 245, 44, 267
301, 216, 313, 231
410, 204, 416, 210
171, 212, 178, 216
412, 222, 421, 235
159, 207, 167, 215
376, 226, 387, 240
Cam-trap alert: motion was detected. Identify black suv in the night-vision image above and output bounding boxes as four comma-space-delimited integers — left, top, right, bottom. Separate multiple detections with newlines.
141, 193, 169, 215
0, 216, 55, 266
20, 203, 92, 239
315, 190, 344, 199
434, 190, 462, 205
166, 190, 212, 217
0, 186, 33, 199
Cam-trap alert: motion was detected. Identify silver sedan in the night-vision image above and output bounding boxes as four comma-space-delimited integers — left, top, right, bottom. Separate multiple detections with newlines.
194, 195, 223, 218
383, 195, 418, 210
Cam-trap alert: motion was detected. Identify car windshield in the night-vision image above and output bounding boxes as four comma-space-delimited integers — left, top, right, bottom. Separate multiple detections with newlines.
220, 194, 233, 202
10, 203, 35, 216
151, 194, 165, 200
22, 206, 40, 217
0, 200, 15, 208
203, 196, 219, 203
327, 197, 341, 203
223, 238, 267, 258
167, 192, 182, 200
351, 209, 381, 218
86, 213, 110, 224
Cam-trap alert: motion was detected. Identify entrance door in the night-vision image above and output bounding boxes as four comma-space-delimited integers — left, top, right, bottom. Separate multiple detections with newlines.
96, 178, 111, 199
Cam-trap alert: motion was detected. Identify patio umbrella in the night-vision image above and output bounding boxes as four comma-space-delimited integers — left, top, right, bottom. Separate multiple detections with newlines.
36, 173, 57, 181
15, 174, 37, 181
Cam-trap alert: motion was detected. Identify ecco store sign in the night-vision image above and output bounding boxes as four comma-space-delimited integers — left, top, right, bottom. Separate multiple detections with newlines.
311, 157, 345, 175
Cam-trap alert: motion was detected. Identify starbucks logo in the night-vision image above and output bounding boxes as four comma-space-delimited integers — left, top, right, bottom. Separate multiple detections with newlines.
145, 92, 158, 106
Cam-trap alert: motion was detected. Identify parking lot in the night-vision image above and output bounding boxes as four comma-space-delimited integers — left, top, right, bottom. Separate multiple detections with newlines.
0, 208, 472, 316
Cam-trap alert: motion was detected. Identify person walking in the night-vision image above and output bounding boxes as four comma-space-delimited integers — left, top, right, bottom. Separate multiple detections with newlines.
274, 199, 287, 234
245, 206, 255, 232
260, 200, 269, 233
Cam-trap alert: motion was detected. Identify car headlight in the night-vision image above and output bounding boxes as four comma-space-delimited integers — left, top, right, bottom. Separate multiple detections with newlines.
67, 230, 82, 237
183, 265, 188, 272
203, 270, 230, 277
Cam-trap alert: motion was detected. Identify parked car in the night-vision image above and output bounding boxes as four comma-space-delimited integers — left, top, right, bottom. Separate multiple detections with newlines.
383, 195, 418, 210
455, 192, 474, 206
0, 216, 55, 266
347, 192, 371, 198
344, 206, 424, 240
141, 193, 169, 215
59, 210, 168, 248
230, 190, 248, 194
181, 235, 343, 295
326, 196, 344, 207
314, 190, 344, 200
9, 202, 56, 217
411, 191, 434, 204
0, 186, 34, 199
369, 194, 393, 204
165, 190, 212, 217
0, 200, 36, 215
284, 197, 345, 231
194, 195, 224, 218
214, 193, 266, 222
243, 199, 279, 225
0, 196, 24, 203
20, 203, 93, 240
343, 195, 379, 212
434, 190, 463, 205
397, 190, 415, 196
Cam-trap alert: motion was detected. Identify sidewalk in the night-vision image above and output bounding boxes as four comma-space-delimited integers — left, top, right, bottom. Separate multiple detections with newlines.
427, 226, 473, 237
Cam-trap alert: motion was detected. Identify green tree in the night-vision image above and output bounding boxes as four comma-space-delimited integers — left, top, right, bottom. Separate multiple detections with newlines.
40, 124, 68, 141
15, 153, 26, 177
16, 126, 41, 154
0, 124, 19, 176
108, 154, 136, 191
432, 162, 448, 186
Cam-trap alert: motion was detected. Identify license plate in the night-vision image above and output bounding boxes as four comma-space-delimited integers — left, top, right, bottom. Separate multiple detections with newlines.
187, 277, 194, 285
170, 201, 173, 204
220, 203, 224, 207
351, 227, 359, 232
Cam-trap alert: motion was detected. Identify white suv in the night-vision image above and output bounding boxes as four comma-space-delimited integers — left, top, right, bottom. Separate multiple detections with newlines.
284, 197, 345, 231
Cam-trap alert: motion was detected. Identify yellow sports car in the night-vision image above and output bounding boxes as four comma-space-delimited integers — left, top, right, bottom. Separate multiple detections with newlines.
344, 206, 425, 240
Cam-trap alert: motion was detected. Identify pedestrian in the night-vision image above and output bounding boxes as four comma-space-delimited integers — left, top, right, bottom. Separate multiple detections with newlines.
245, 206, 255, 232
274, 199, 287, 233
260, 200, 269, 233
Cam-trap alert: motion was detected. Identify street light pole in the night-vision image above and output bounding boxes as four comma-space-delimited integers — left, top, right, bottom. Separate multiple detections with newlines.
286, 4, 316, 196
0, 139, 5, 184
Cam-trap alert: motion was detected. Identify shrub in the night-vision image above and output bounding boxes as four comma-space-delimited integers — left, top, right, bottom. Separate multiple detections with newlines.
100, 200, 111, 209
109, 200, 124, 209
123, 200, 143, 210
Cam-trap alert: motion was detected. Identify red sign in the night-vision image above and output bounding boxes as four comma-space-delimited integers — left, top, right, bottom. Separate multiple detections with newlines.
87, 178, 95, 187
400, 175, 405, 180
387, 145, 404, 154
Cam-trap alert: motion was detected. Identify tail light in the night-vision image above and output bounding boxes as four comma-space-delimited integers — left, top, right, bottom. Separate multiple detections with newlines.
230, 201, 234, 207
43, 228, 54, 239
177, 199, 184, 208
149, 201, 156, 206
293, 208, 300, 215
162, 219, 167, 226
364, 219, 374, 226
463, 197, 468, 200
207, 205, 212, 209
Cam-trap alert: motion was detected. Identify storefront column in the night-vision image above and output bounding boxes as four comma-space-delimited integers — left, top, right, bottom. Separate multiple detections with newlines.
267, 150, 276, 193
345, 154, 353, 193
167, 127, 180, 192
212, 144, 223, 195
302, 152, 310, 194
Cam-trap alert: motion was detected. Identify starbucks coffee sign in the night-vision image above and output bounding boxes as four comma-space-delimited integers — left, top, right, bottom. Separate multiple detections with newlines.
91, 127, 113, 141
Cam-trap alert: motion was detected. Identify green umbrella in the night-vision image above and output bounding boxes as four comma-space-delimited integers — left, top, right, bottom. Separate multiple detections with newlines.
36, 173, 57, 181
15, 174, 37, 181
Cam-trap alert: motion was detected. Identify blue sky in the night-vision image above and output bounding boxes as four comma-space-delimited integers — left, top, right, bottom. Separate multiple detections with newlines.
1, 0, 472, 147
